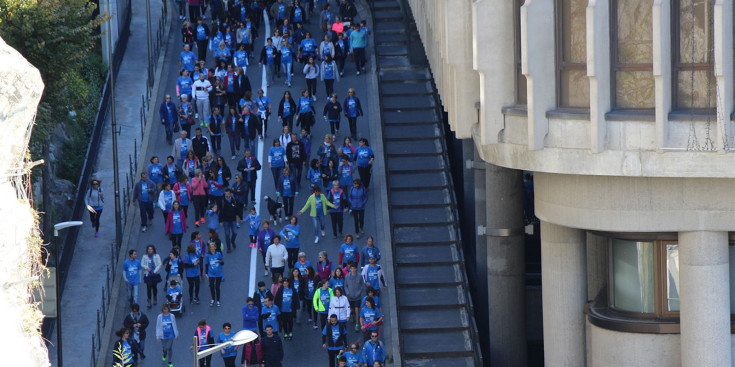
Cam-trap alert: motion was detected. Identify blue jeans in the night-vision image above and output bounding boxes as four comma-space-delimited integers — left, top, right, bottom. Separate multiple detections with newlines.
126, 282, 139, 305
312, 215, 324, 238
222, 221, 238, 250
228, 133, 240, 156
282, 62, 292, 84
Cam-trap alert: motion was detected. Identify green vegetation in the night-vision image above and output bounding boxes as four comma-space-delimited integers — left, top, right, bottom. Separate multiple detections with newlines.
0, 0, 107, 181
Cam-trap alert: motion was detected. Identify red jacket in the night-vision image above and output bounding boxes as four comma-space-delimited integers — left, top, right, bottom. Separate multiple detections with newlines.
241, 340, 263, 366
317, 260, 332, 281
165, 210, 188, 234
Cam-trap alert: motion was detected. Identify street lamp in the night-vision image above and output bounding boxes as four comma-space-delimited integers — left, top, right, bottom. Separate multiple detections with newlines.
52, 220, 83, 367
193, 330, 258, 366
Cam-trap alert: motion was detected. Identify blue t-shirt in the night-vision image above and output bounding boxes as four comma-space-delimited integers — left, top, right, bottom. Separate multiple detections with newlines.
123, 259, 141, 284
360, 307, 382, 330
171, 211, 183, 234
297, 260, 311, 277
161, 314, 175, 339
185, 253, 200, 278
180, 51, 197, 72
307, 278, 316, 298
298, 97, 312, 114
256, 96, 271, 113
315, 195, 324, 217
280, 288, 294, 312
217, 332, 238, 357
168, 258, 180, 278
321, 43, 332, 60
318, 288, 331, 313
140, 181, 150, 202
261, 304, 281, 332
162, 190, 174, 211
339, 164, 352, 188
293, 7, 302, 22
265, 45, 276, 65
278, 3, 286, 19
234, 50, 248, 67
149, 163, 164, 183
356, 146, 374, 167
346, 97, 358, 117
196, 25, 207, 41
269, 146, 286, 168
246, 214, 261, 236
177, 76, 193, 97
167, 164, 178, 184
364, 264, 381, 289
329, 277, 344, 291
300, 39, 317, 54
178, 184, 190, 206
205, 252, 224, 277
323, 61, 335, 79
280, 46, 293, 63
344, 351, 364, 367
282, 99, 292, 117
281, 176, 294, 197
121, 341, 133, 364
339, 243, 358, 264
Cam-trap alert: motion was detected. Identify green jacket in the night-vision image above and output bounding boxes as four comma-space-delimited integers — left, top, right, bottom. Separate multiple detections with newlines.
313, 287, 334, 312
299, 193, 336, 217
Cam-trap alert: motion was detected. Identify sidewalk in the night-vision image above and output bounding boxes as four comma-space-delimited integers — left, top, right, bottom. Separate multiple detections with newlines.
46, 0, 167, 365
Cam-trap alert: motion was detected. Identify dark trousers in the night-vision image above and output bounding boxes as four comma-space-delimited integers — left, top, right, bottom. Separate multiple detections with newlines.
271, 167, 283, 190
336, 56, 346, 74
187, 276, 200, 301
139, 201, 154, 227
146, 282, 158, 302
282, 114, 294, 132
330, 212, 343, 237
271, 266, 284, 282
353, 47, 366, 70
223, 356, 236, 367
281, 311, 294, 334
193, 195, 208, 220
352, 209, 365, 233
208, 276, 222, 301
210, 135, 222, 155
347, 117, 358, 139
189, 5, 200, 22
283, 196, 294, 217
196, 39, 208, 61
306, 78, 317, 97
89, 209, 103, 232
324, 79, 335, 98
161, 210, 169, 225
170, 233, 183, 249
297, 112, 313, 134
287, 248, 299, 269
228, 133, 240, 156
358, 165, 372, 188
328, 120, 340, 134
328, 349, 340, 367
319, 312, 328, 330
243, 179, 257, 203
289, 162, 303, 187
181, 121, 192, 137
198, 355, 212, 367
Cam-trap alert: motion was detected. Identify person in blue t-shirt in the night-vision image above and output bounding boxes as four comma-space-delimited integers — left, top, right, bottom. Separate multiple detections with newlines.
259, 38, 278, 86
355, 138, 375, 189
204, 242, 225, 306
183, 243, 201, 304
342, 88, 363, 140
343, 342, 365, 367
280, 39, 295, 87
243, 206, 262, 247
217, 322, 239, 366
147, 156, 165, 187
260, 296, 281, 334
269, 139, 287, 190
155, 305, 179, 365
274, 278, 299, 339
338, 234, 359, 267
322, 314, 347, 367
280, 215, 301, 269
321, 54, 339, 101
179, 44, 197, 73
297, 89, 315, 133
359, 297, 383, 342
123, 250, 142, 306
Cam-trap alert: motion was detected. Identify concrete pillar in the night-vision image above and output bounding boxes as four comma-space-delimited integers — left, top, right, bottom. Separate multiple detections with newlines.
652, 0, 672, 152
713, 0, 733, 151
540, 222, 586, 367
486, 164, 527, 367
521, 0, 555, 150
678, 231, 731, 367
586, 0, 611, 153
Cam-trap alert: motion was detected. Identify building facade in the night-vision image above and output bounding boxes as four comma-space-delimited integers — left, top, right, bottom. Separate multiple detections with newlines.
406, 0, 735, 366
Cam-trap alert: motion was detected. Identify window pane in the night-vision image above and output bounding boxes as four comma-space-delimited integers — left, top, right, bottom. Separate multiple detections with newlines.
560, 69, 590, 107
666, 244, 680, 311
729, 246, 735, 313
516, 0, 527, 105
678, 0, 713, 64
561, 0, 587, 63
617, 0, 653, 64
616, 70, 655, 108
612, 240, 655, 313
676, 69, 716, 108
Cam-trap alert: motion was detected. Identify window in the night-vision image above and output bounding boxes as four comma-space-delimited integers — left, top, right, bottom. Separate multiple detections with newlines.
611, 0, 654, 109
556, 0, 589, 108
515, 0, 527, 105
672, 0, 716, 110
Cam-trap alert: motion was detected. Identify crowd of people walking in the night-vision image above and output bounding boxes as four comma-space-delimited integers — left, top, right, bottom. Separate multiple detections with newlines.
114, 0, 390, 366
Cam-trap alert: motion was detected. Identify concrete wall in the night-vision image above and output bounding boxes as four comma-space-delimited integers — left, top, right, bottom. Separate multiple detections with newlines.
587, 323, 681, 367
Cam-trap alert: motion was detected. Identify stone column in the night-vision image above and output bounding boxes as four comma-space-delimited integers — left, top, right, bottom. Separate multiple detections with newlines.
486, 164, 527, 367
678, 231, 730, 367
540, 222, 587, 367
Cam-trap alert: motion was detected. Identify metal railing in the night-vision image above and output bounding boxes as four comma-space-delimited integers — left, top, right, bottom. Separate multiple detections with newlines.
89, 251, 117, 367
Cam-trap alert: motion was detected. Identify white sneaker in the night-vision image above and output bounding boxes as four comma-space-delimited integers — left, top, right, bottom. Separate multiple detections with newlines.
231, 155, 236, 160
320, 229, 325, 236
314, 236, 319, 243
209, 300, 215, 307
141, 226, 147, 232
264, 270, 269, 276
356, 71, 360, 75
216, 301, 221, 307
312, 95, 317, 102
335, 129, 339, 136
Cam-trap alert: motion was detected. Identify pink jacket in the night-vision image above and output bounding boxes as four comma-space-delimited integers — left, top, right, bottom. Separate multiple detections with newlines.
191, 177, 209, 196
165, 210, 188, 234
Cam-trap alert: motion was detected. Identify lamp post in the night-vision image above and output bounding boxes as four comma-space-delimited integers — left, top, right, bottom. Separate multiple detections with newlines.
106, 0, 123, 249
193, 330, 258, 367
53, 221, 83, 367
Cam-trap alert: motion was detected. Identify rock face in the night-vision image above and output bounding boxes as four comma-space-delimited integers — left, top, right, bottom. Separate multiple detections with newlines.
0, 35, 49, 366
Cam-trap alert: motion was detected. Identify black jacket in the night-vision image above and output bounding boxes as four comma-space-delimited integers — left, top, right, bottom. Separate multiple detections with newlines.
112, 338, 143, 365
235, 74, 252, 96
274, 286, 300, 312
192, 136, 211, 159
243, 113, 262, 138
323, 100, 342, 121
261, 334, 284, 365
339, 1, 357, 23
237, 156, 262, 182
321, 322, 347, 349
220, 196, 240, 221
252, 288, 274, 310
277, 97, 297, 118
123, 312, 150, 341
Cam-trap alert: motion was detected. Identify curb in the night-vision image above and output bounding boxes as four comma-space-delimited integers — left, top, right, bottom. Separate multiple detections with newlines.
96, 4, 174, 366
356, 1, 403, 365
